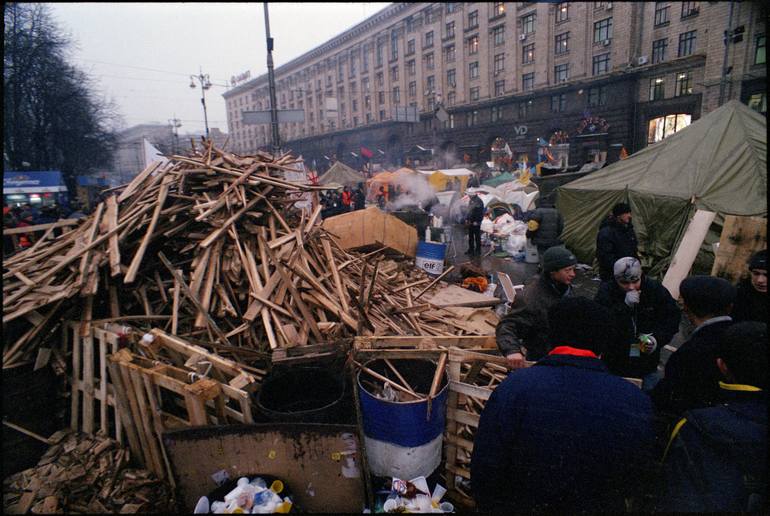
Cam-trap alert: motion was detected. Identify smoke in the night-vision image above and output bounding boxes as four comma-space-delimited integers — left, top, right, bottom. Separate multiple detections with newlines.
388, 173, 437, 210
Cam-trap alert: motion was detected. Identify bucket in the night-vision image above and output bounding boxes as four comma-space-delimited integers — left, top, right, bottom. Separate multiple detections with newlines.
357, 359, 448, 479
415, 241, 447, 276
524, 238, 539, 264
256, 367, 345, 424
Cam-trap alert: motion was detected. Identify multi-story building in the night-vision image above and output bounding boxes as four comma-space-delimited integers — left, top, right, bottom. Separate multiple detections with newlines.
223, 2, 766, 171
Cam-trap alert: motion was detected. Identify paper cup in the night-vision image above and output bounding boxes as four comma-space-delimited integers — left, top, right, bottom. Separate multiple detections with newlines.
431, 484, 447, 503
440, 501, 454, 513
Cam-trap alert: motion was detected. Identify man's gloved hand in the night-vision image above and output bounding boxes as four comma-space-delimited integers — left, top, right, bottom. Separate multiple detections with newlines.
505, 352, 527, 369
624, 290, 641, 307
639, 334, 657, 354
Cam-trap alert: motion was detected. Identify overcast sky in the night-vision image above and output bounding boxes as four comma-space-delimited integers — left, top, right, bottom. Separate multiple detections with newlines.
47, 3, 390, 135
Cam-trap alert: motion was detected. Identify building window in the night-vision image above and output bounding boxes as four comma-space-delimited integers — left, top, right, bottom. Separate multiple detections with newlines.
654, 3, 670, 27
469, 61, 480, 79
407, 39, 415, 55
366, 113, 372, 123
444, 113, 455, 128
522, 72, 535, 91
522, 43, 535, 64
522, 13, 536, 35
680, 2, 699, 18
470, 87, 480, 102
468, 10, 479, 29
519, 100, 531, 119
592, 53, 610, 75
588, 86, 607, 106
409, 81, 417, 97
425, 31, 434, 48
469, 35, 479, 55
555, 32, 569, 55
350, 81, 357, 94
378, 91, 385, 105
391, 65, 399, 81
393, 87, 400, 105
391, 30, 399, 60
408, 59, 416, 76
554, 63, 569, 83
556, 3, 569, 23
652, 38, 667, 64
447, 69, 456, 87
352, 99, 358, 112
376, 43, 384, 67
495, 80, 505, 97
551, 93, 566, 113
445, 44, 456, 62
363, 47, 369, 72
493, 26, 505, 46
647, 114, 691, 143
493, 2, 505, 17
494, 53, 505, 75
446, 3, 457, 14
649, 77, 665, 101
447, 92, 456, 106
446, 21, 455, 39
678, 30, 696, 57
427, 75, 435, 92
747, 93, 767, 114
365, 95, 371, 109
674, 71, 692, 97
380, 110, 386, 121
594, 17, 612, 43
376, 71, 383, 87
491, 105, 502, 122
426, 52, 435, 70
467, 110, 479, 126
755, 34, 766, 65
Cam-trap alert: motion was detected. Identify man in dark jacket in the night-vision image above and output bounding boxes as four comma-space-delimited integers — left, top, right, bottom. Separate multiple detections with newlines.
526, 198, 564, 260
596, 202, 639, 281
473, 297, 655, 513
353, 183, 366, 210
595, 257, 680, 390
465, 191, 484, 256
658, 322, 767, 512
651, 275, 736, 419
496, 246, 576, 368
732, 250, 767, 323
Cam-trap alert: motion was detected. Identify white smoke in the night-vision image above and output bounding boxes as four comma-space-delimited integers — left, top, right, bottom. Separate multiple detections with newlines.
388, 173, 437, 210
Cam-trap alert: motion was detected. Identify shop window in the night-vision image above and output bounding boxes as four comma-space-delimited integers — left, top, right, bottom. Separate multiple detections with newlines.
647, 113, 691, 143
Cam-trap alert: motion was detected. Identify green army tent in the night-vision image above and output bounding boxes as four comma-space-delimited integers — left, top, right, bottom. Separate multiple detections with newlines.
318, 161, 365, 187
557, 100, 766, 277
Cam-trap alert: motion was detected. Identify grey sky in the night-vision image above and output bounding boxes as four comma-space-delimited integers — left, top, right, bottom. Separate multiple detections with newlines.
47, 2, 390, 135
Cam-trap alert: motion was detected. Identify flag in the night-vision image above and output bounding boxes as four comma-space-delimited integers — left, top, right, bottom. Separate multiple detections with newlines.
619, 146, 629, 160
360, 146, 374, 159
504, 142, 513, 158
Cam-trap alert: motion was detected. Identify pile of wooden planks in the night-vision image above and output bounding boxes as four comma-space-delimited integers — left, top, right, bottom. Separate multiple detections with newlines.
3, 145, 487, 369
2, 430, 173, 514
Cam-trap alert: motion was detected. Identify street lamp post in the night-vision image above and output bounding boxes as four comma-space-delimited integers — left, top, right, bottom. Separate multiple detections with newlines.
168, 115, 182, 154
263, 2, 281, 156
189, 69, 212, 139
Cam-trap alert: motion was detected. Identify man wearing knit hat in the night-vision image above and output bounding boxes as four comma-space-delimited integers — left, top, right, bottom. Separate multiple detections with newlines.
731, 249, 767, 323
595, 257, 680, 390
596, 202, 639, 282
496, 246, 577, 368
651, 275, 736, 418
474, 297, 655, 512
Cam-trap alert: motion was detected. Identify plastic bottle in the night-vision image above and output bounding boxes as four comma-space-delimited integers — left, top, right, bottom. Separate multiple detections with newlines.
249, 477, 267, 490
211, 501, 227, 514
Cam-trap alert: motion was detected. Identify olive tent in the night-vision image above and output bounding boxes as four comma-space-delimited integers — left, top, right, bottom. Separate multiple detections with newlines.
318, 161, 365, 187
557, 100, 766, 278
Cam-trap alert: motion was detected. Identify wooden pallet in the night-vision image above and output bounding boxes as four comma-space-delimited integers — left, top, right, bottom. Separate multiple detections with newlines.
353, 335, 496, 350
107, 348, 255, 479
66, 321, 125, 444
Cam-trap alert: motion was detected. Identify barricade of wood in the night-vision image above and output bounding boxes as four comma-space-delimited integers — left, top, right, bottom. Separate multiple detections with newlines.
107, 348, 255, 480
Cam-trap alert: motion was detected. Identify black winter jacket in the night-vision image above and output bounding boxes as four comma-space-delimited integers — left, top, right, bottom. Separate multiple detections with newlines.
594, 276, 681, 378
596, 219, 639, 279
467, 195, 484, 224
731, 278, 767, 323
495, 274, 571, 360
526, 207, 564, 248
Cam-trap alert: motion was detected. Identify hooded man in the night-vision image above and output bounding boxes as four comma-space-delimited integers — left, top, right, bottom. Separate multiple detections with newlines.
732, 250, 767, 323
595, 257, 681, 390
473, 297, 655, 513
496, 246, 577, 368
465, 191, 484, 256
596, 202, 639, 281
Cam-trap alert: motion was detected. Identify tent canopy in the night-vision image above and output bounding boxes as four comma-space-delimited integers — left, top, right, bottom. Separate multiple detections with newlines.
483, 171, 516, 187
557, 100, 767, 276
319, 161, 365, 186
417, 167, 475, 192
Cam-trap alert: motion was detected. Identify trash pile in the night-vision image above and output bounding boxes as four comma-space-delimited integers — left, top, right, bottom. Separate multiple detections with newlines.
379, 476, 454, 513
2, 430, 173, 514
2, 146, 492, 369
194, 476, 293, 514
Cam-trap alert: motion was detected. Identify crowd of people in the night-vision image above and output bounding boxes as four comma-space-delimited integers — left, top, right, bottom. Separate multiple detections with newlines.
3, 201, 87, 256
318, 184, 366, 218
474, 195, 767, 511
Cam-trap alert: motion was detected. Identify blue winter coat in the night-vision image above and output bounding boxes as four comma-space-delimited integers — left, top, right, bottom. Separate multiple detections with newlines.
471, 351, 656, 513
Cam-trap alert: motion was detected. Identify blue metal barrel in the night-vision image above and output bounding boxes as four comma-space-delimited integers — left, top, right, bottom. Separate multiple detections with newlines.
415, 241, 447, 275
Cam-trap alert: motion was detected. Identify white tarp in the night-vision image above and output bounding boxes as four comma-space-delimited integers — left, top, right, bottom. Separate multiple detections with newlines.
143, 138, 168, 167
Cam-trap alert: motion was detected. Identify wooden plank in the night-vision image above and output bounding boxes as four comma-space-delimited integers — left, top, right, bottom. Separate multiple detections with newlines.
128, 366, 166, 478
82, 334, 95, 435
354, 335, 497, 350
662, 209, 717, 299
70, 324, 80, 431
99, 337, 108, 434
107, 358, 142, 458
105, 194, 122, 276
124, 175, 172, 284
423, 282, 501, 308
710, 215, 767, 283
449, 381, 493, 401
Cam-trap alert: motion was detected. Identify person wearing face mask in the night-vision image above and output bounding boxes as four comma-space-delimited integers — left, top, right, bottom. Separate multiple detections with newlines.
731, 250, 767, 323
596, 203, 639, 282
595, 257, 681, 391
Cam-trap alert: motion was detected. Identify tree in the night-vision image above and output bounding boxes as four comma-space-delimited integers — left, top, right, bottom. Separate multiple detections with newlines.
4, 3, 119, 194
